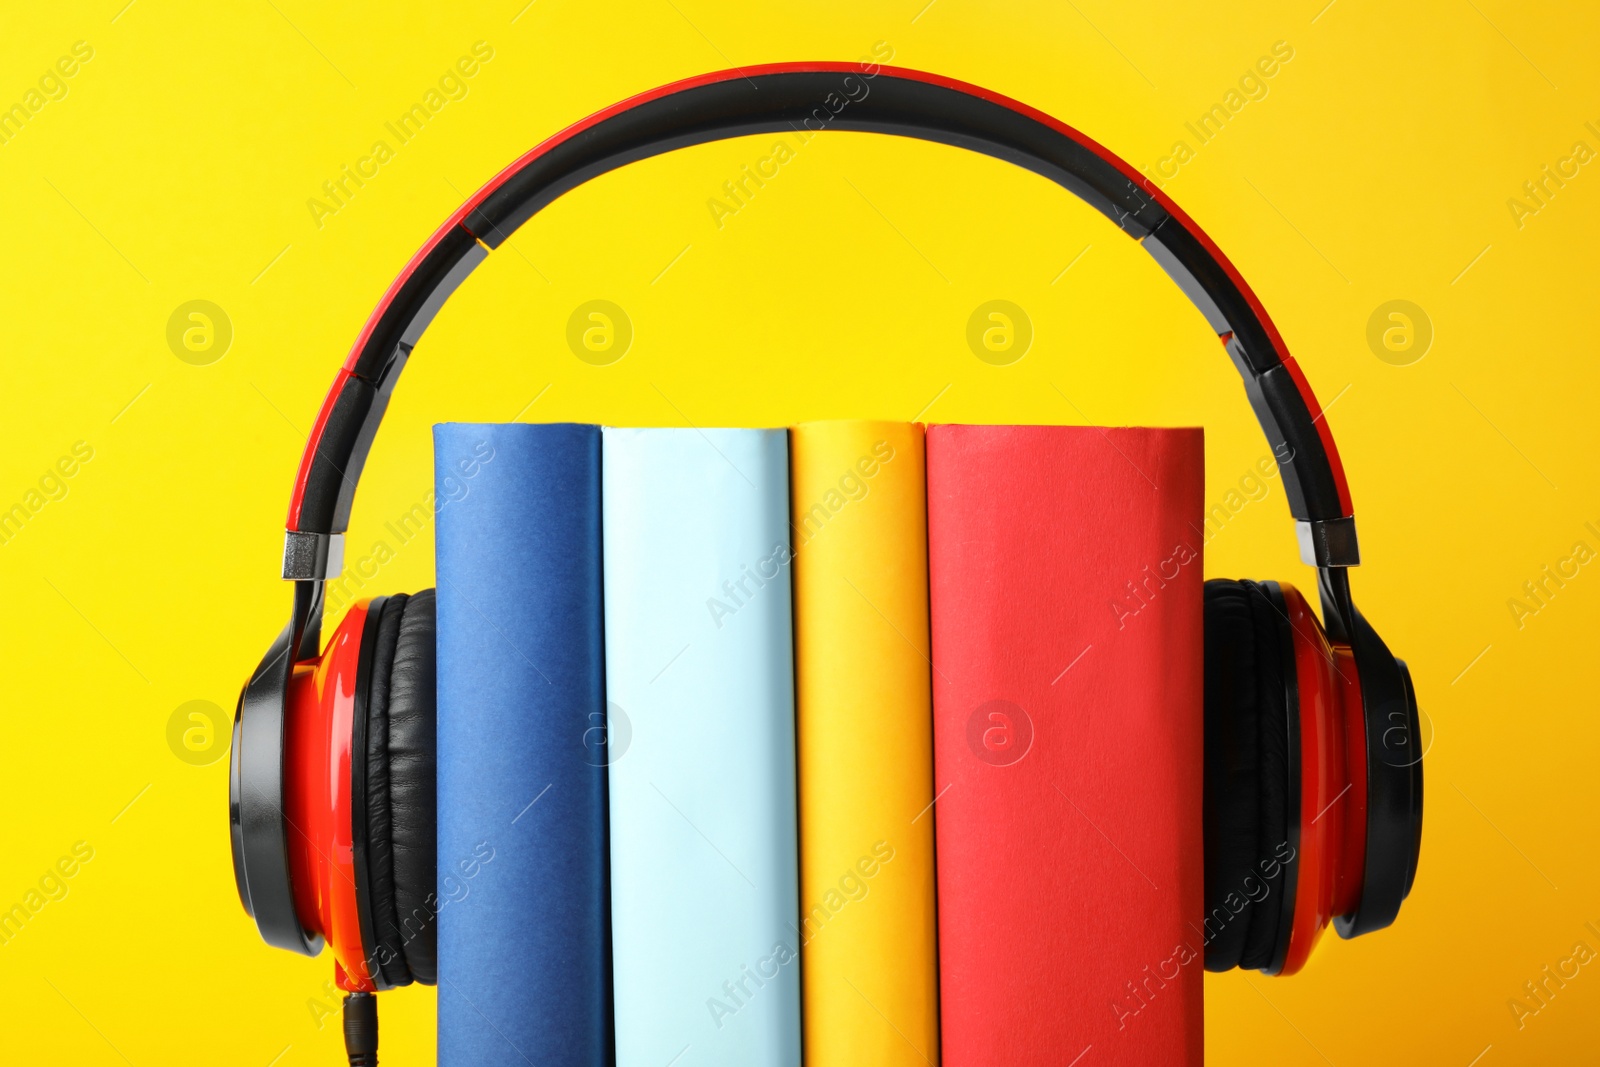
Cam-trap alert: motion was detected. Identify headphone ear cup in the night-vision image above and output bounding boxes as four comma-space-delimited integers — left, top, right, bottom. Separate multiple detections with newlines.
360, 589, 438, 987
1203, 579, 1295, 973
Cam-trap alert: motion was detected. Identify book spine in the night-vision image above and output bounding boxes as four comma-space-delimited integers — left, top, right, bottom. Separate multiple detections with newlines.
434, 422, 611, 1067
927, 424, 1205, 1066
792, 420, 940, 1066
602, 427, 801, 1066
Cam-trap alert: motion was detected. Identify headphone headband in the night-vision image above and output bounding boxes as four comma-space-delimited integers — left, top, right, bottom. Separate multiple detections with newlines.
280, 62, 1358, 581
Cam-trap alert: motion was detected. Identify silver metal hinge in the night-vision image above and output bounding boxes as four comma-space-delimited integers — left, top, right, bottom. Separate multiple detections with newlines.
282, 531, 345, 580
1296, 517, 1360, 568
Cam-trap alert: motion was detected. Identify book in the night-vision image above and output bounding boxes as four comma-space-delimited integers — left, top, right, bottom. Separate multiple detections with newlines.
434, 422, 612, 1067
927, 424, 1205, 1066
602, 426, 801, 1067
791, 420, 940, 1066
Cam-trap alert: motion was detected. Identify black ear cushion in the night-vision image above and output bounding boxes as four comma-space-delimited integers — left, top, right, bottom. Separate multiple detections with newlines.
1241, 581, 1291, 973
363, 589, 438, 987
1203, 579, 1293, 972
1202, 580, 1259, 971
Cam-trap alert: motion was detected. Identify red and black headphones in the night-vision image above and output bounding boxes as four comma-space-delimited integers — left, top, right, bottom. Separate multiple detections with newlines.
231, 60, 1422, 1056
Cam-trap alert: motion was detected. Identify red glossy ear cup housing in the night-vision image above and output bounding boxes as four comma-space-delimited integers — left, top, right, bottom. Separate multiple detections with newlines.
1276, 582, 1367, 975
283, 601, 375, 991
1203, 579, 1371, 975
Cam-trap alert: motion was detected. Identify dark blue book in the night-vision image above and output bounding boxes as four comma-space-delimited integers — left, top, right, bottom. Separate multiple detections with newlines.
434, 422, 611, 1067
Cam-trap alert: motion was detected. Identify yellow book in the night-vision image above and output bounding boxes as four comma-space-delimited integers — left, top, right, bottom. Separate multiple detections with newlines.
792, 420, 939, 1066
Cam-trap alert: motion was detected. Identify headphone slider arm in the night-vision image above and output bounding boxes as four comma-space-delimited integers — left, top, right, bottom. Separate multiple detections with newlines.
1296, 517, 1360, 568
283, 530, 345, 580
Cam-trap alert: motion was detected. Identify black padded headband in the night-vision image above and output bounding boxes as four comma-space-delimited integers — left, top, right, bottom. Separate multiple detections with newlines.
279, 62, 1359, 584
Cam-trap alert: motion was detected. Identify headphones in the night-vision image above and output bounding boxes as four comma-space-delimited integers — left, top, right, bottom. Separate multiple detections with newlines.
230, 61, 1422, 1056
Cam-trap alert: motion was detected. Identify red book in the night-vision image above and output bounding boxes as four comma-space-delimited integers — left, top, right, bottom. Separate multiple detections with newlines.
928, 425, 1205, 1066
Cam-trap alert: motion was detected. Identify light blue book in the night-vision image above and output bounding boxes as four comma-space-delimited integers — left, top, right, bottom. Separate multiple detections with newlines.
602, 427, 801, 1067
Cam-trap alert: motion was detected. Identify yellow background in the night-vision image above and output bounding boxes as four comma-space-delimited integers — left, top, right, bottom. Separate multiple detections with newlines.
2, 1, 1595, 1063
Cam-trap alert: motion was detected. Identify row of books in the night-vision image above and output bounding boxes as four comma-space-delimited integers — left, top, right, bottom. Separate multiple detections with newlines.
433, 420, 1205, 1067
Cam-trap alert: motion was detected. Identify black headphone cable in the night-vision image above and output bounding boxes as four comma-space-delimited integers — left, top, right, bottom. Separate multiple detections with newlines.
342, 991, 378, 1066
